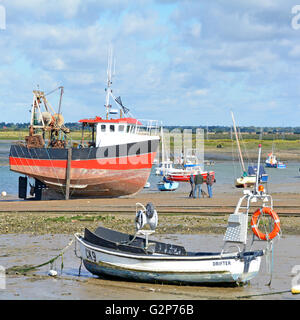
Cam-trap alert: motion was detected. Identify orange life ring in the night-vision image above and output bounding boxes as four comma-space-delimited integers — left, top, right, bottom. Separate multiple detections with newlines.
251, 207, 281, 240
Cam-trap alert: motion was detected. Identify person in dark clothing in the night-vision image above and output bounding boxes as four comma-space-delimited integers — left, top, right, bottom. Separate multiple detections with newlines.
193, 172, 204, 198
189, 172, 195, 197
206, 173, 216, 198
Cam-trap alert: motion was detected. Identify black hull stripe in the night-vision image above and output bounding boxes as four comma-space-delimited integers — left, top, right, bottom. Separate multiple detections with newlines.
10, 139, 159, 160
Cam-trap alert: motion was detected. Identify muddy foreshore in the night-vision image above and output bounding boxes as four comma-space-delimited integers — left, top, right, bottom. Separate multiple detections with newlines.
1, 211, 300, 236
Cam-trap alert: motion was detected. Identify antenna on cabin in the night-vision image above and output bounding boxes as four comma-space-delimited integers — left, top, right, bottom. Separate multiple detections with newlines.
104, 47, 133, 119
105, 46, 114, 119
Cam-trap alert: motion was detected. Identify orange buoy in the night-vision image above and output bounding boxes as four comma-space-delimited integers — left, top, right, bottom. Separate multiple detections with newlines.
251, 207, 281, 240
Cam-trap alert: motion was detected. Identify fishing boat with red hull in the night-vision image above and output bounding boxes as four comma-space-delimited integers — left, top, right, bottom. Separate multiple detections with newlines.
165, 151, 215, 183
9, 130, 159, 198
9, 56, 160, 199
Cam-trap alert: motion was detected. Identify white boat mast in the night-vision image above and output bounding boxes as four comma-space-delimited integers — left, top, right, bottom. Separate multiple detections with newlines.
255, 144, 262, 193
231, 111, 246, 175
160, 126, 167, 175
105, 47, 114, 119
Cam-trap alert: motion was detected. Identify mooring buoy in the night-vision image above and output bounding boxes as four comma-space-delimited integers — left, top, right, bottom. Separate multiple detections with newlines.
291, 285, 300, 294
48, 270, 58, 277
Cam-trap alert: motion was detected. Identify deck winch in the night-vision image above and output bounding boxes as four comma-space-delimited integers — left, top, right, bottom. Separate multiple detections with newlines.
135, 202, 158, 231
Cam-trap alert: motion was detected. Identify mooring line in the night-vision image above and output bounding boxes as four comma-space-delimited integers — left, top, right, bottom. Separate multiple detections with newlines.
6, 238, 74, 275
237, 289, 291, 299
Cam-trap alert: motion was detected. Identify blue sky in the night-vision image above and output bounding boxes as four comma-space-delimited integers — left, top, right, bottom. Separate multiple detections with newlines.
1, 0, 300, 126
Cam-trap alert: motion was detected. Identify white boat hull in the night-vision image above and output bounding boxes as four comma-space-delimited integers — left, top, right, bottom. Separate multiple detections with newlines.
236, 176, 256, 187
75, 234, 262, 285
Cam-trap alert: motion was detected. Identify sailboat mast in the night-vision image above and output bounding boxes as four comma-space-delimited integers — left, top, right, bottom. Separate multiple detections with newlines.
231, 111, 246, 174
161, 126, 165, 174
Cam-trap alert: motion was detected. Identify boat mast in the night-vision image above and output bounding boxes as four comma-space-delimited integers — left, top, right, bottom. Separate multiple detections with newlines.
231, 111, 246, 175
161, 126, 165, 174
58, 86, 64, 115
255, 144, 262, 193
105, 48, 114, 120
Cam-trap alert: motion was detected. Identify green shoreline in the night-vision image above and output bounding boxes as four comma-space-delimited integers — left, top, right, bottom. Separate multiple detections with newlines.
2, 131, 300, 161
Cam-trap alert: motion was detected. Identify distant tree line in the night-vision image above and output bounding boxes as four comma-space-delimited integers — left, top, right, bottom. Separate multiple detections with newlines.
1, 122, 300, 135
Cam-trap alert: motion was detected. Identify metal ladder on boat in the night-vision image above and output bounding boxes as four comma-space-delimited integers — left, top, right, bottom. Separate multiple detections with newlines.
222, 190, 273, 254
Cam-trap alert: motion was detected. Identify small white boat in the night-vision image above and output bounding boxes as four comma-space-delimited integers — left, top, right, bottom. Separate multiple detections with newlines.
155, 159, 174, 176
75, 164, 281, 286
157, 177, 179, 191
265, 153, 286, 169
144, 182, 150, 188
235, 165, 268, 188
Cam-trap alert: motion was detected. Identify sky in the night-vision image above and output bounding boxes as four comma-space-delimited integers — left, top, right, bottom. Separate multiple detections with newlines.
1, 0, 300, 126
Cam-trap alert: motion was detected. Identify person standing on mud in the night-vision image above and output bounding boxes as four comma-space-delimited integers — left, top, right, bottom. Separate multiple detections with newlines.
193, 171, 204, 198
206, 173, 216, 198
189, 172, 195, 198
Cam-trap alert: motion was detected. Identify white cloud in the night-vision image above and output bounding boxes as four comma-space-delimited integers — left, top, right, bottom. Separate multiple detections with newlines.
1, 0, 300, 125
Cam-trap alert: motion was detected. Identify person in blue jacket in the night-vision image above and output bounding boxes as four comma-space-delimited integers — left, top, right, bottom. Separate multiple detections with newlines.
189, 172, 195, 198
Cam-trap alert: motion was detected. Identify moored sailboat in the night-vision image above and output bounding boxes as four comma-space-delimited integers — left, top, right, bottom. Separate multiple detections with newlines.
156, 126, 179, 191
231, 112, 268, 188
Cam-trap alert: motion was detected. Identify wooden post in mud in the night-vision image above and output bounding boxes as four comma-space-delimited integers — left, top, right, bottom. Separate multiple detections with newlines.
65, 148, 72, 200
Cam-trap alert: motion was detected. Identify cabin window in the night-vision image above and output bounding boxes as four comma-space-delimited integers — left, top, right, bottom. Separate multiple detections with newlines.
127, 125, 131, 133
101, 124, 106, 132
119, 125, 125, 132
110, 125, 115, 132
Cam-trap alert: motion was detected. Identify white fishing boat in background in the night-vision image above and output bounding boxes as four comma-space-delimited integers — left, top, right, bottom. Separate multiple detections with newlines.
166, 149, 215, 183
265, 152, 286, 169
155, 159, 175, 176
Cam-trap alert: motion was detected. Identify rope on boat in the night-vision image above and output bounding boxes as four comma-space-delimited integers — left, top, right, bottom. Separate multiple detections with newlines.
237, 289, 291, 299
6, 238, 74, 275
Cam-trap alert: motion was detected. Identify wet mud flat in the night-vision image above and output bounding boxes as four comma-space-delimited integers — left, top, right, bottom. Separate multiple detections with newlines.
1, 233, 300, 300
0, 190, 300, 300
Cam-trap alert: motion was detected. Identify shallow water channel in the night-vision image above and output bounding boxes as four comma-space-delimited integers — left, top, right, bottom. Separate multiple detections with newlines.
0, 233, 299, 300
